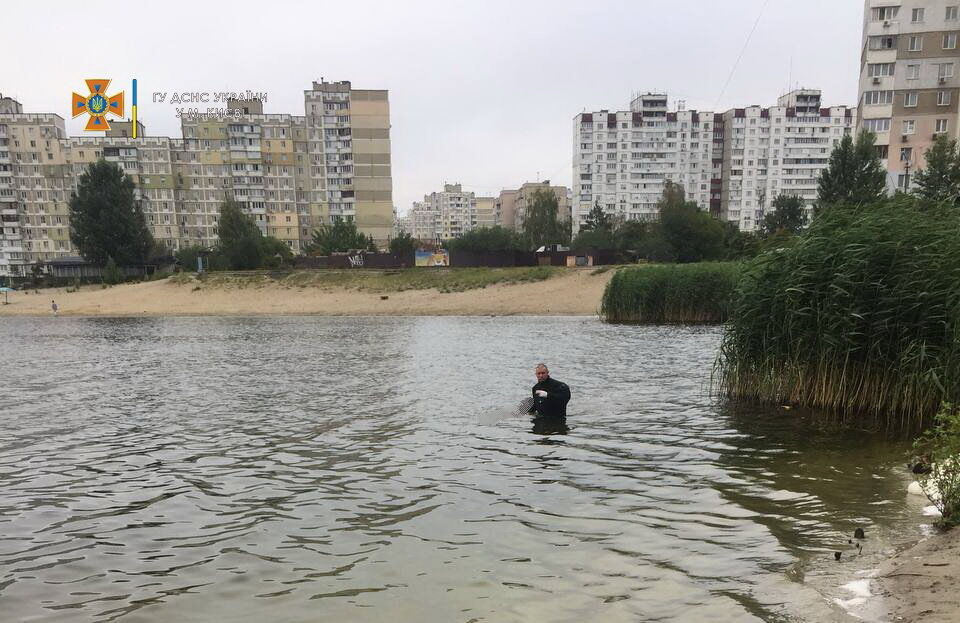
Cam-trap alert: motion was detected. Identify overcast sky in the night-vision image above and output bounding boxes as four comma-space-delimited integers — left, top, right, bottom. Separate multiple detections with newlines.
4, 1, 863, 215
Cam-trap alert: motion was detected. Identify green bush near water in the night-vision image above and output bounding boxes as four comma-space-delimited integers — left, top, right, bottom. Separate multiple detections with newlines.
600, 263, 740, 324
912, 403, 960, 527
716, 197, 960, 433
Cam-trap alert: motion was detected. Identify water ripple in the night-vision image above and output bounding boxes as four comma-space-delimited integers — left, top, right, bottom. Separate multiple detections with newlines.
0, 316, 917, 622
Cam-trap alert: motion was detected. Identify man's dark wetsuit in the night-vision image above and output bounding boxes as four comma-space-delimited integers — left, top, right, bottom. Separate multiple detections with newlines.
530, 377, 571, 418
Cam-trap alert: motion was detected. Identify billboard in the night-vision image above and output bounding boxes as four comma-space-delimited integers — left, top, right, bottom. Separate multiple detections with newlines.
415, 250, 449, 267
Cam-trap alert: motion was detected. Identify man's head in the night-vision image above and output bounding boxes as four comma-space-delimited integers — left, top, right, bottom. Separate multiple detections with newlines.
535, 363, 550, 382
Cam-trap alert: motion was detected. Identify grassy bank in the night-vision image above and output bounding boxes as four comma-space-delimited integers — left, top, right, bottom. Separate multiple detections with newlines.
173, 266, 562, 294
715, 197, 960, 433
600, 262, 740, 324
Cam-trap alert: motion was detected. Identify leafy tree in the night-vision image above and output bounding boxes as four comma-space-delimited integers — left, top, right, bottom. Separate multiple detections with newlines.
389, 231, 417, 257
763, 194, 806, 235
615, 220, 653, 252
259, 236, 293, 268
521, 189, 571, 249
581, 201, 613, 232
305, 217, 370, 255
69, 159, 153, 265
721, 221, 761, 260
175, 244, 207, 272
913, 134, 960, 203
217, 199, 264, 270
572, 227, 617, 250
446, 226, 522, 253
657, 182, 724, 263
817, 130, 887, 208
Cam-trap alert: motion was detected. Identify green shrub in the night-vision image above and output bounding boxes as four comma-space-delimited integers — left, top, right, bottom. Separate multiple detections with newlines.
601, 262, 740, 324
716, 196, 960, 432
102, 258, 122, 285
912, 403, 960, 527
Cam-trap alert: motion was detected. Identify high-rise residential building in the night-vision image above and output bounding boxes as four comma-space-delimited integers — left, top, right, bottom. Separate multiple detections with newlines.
859, 0, 960, 190
573, 94, 722, 232
720, 93, 855, 230
408, 183, 477, 242
0, 80, 393, 277
475, 196, 496, 229
494, 189, 519, 231
573, 89, 855, 232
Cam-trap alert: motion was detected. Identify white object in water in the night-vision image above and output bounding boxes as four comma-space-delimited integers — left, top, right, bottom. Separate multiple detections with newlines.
907, 457, 956, 502
923, 505, 943, 517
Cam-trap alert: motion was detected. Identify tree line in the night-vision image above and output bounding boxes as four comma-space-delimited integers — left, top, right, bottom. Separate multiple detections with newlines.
66, 128, 940, 272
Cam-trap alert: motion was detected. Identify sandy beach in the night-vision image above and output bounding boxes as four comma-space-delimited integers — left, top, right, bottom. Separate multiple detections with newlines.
0, 268, 614, 317
875, 528, 960, 623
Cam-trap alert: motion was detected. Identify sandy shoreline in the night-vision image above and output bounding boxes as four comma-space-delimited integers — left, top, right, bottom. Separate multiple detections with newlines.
0, 269, 614, 317
874, 527, 960, 622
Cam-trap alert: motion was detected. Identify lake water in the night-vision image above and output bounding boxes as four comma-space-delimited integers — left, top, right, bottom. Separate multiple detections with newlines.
0, 316, 927, 622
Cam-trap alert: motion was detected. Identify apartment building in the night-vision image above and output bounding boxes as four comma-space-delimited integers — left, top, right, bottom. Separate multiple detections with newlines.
511, 181, 571, 231
573, 90, 855, 232
408, 183, 477, 242
475, 196, 496, 229
494, 189, 518, 231
572, 94, 722, 232
0, 80, 393, 277
860, 0, 960, 190
720, 92, 855, 230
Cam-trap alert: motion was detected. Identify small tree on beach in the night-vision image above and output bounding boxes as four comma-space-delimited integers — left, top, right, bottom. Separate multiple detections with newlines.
217, 199, 264, 270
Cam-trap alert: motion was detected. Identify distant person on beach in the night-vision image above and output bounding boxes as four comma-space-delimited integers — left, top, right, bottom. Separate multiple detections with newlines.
529, 363, 570, 418
51, 300, 58, 316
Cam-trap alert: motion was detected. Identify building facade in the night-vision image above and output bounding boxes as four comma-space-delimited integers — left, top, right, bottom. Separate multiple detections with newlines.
511, 181, 571, 231
0, 80, 393, 278
407, 183, 477, 242
859, 0, 960, 190
573, 89, 855, 232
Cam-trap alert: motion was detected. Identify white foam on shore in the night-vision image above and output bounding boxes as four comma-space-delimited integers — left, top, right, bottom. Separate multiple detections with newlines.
923, 505, 943, 517
842, 579, 872, 598
832, 577, 878, 620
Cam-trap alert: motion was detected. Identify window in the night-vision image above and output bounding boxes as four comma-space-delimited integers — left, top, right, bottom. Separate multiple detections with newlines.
898, 174, 910, 189
939, 91, 952, 106
870, 35, 897, 49
904, 92, 919, 107
937, 118, 950, 133
940, 63, 955, 79
868, 63, 895, 77
945, 33, 958, 49
913, 7, 925, 22
909, 35, 923, 51
948, 6, 958, 20
863, 118, 891, 133
900, 147, 913, 162
875, 145, 890, 159
907, 64, 921, 79
865, 90, 894, 105
902, 120, 916, 134
872, 6, 898, 21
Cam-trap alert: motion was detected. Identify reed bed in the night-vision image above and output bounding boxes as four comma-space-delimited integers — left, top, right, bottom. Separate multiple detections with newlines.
715, 198, 960, 433
601, 262, 740, 324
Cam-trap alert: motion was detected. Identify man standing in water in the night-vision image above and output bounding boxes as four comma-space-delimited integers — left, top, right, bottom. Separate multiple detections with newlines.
530, 363, 570, 418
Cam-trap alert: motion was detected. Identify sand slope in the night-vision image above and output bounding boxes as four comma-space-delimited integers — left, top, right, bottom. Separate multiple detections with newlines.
0, 269, 614, 317
875, 528, 960, 623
